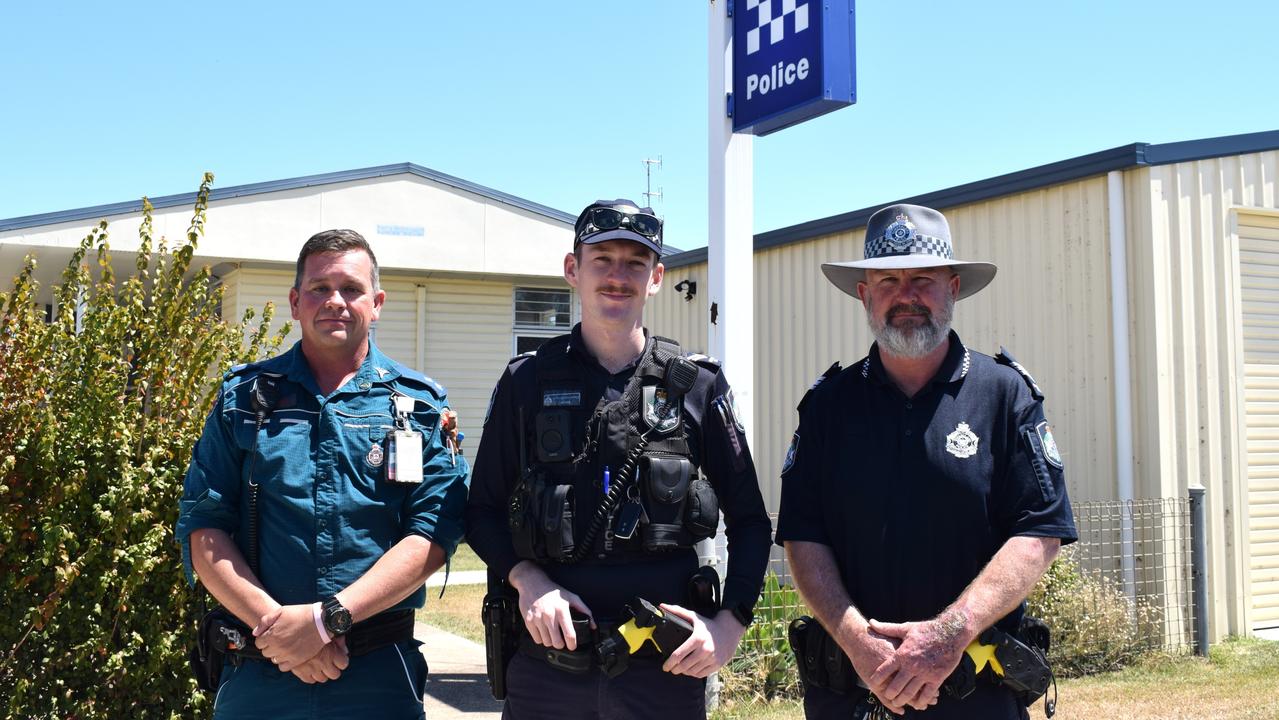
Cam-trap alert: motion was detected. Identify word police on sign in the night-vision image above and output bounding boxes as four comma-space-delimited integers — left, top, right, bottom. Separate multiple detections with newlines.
731, 0, 856, 136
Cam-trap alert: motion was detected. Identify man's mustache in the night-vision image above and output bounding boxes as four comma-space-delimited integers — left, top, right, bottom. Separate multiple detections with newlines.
887, 303, 931, 321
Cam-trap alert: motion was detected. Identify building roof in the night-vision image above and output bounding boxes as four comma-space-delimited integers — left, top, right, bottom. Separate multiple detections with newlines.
0, 163, 577, 233
663, 128, 1279, 269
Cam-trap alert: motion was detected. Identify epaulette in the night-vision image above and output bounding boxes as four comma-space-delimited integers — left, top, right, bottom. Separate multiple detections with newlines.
686, 352, 721, 372
507, 350, 537, 365
995, 347, 1044, 401
394, 362, 447, 399
797, 362, 842, 413
223, 360, 260, 381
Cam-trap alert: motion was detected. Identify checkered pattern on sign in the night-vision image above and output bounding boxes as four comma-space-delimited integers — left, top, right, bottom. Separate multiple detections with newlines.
863, 232, 953, 260
745, 0, 810, 56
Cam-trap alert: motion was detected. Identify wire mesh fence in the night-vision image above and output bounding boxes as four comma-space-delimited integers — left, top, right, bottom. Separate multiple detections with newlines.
722, 496, 1197, 665
1063, 497, 1197, 657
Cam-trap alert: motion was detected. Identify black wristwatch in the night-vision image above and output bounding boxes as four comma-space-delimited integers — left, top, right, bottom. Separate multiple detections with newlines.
728, 603, 754, 628
321, 596, 353, 637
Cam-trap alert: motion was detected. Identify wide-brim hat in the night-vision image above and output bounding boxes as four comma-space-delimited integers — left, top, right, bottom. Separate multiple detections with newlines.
821, 203, 997, 301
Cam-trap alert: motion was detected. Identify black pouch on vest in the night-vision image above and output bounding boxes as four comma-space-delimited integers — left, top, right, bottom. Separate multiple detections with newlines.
640, 455, 692, 552
683, 478, 719, 539
541, 483, 575, 561
510, 471, 548, 560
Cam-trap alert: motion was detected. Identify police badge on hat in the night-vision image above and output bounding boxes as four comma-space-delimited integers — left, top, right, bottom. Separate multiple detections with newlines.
946, 422, 980, 459
884, 213, 918, 251
643, 385, 681, 433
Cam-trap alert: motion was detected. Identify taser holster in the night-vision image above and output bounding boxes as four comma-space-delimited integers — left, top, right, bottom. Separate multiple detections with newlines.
595, 597, 695, 678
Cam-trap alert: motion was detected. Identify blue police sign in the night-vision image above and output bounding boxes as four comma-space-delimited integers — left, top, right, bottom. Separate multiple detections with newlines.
731, 0, 855, 136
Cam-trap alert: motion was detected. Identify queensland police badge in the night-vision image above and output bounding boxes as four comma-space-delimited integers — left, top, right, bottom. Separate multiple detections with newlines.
366, 442, 385, 468
643, 385, 681, 433
946, 422, 979, 459
884, 213, 917, 251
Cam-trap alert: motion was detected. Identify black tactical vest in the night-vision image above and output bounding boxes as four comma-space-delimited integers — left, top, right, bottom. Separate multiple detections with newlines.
508, 335, 719, 564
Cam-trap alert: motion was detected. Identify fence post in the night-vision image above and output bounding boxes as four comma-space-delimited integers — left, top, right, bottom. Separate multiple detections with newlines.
1188, 486, 1209, 656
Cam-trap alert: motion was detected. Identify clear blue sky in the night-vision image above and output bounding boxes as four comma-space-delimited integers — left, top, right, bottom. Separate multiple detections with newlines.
2, 1, 1276, 250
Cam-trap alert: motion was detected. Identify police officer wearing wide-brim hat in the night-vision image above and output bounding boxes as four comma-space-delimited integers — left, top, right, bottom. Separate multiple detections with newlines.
776, 204, 1077, 719
466, 199, 773, 719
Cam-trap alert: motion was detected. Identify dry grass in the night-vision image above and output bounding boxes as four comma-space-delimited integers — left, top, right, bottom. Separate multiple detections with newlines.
710, 638, 1279, 720
449, 542, 487, 572
416, 580, 488, 644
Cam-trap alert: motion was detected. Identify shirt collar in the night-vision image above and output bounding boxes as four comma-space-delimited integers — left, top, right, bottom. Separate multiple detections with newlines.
862, 330, 970, 388
277, 340, 399, 396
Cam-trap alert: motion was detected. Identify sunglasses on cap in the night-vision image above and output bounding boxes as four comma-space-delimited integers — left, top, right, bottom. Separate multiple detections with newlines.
575, 207, 662, 241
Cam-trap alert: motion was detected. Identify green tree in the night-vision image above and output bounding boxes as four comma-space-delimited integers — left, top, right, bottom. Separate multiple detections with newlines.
0, 175, 289, 718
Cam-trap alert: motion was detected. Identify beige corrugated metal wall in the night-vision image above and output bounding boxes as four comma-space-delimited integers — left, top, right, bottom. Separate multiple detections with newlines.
648, 177, 1114, 513
420, 277, 529, 466
1239, 210, 1279, 629
646, 264, 709, 355
1128, 151, 1279, 637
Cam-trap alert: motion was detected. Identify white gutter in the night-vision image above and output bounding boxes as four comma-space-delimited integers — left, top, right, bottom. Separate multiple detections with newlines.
1108, 170, 1137, 599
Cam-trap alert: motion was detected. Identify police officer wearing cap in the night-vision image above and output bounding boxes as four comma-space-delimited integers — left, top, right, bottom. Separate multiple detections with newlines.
466, 199, 773, 719
177, 229, 469, 718
775, 204, 1077, 719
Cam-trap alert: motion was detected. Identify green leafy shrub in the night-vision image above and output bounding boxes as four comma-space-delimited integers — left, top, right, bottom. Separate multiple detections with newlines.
719, 573, 806, 704
0, 176, 289, 718
1027, 546, 1165, 677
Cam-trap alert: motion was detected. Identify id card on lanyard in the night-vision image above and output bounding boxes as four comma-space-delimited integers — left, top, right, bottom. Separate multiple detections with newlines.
386, 395, 424, 484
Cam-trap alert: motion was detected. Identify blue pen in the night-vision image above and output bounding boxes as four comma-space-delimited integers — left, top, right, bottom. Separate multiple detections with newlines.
603, 465, 611, 495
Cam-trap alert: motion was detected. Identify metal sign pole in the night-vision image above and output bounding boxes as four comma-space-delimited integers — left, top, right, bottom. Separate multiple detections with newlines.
703, 0, 754, 711
708, 0, 755, 450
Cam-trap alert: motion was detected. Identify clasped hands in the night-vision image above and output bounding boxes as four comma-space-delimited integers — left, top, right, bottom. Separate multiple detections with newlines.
844, 613, 971, 715
252, 603, 350, 684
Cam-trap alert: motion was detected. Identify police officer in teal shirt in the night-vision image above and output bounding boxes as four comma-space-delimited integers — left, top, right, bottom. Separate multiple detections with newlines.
177, 229, 468, 719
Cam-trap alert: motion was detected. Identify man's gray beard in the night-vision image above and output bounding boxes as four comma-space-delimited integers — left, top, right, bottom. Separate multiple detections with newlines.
867, 295, 954, 359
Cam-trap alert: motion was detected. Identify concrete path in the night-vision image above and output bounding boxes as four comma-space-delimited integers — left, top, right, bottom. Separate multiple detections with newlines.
415, 621, 503, 719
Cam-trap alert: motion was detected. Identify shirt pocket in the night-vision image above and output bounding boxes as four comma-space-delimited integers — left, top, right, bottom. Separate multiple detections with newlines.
334, 410, 397, 490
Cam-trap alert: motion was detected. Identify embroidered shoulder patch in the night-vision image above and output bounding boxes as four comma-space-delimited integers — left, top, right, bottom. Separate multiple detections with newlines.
781, 432, 800, 475
1037, 421, 1063, 469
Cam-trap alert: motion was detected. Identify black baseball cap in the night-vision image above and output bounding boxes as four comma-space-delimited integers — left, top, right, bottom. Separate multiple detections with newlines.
573, 199, 663, 256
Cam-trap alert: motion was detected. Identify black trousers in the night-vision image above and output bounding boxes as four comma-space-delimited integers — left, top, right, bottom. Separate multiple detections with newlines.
803, 682, 1029, 719
501, 652, 706, 720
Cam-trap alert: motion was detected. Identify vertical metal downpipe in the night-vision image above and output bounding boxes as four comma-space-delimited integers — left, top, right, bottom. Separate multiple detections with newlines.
1189, 486, 1209, 656
1107, 171, 1137, 600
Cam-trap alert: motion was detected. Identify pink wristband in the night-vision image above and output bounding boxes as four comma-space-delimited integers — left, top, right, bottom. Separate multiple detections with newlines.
313, 602, 332, 644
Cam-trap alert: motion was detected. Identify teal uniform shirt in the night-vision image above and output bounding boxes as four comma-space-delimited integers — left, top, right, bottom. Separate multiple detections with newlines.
177, 340, 469, 611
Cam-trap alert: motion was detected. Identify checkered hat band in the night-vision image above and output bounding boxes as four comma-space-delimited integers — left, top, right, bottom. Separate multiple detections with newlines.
864, 232, 952, 260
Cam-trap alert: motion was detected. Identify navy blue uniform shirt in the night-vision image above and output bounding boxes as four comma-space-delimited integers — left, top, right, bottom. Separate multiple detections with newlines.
176, 341, 469, 611
775, 332, 1077, 631
466, 325, 772, 620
